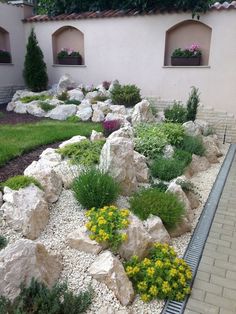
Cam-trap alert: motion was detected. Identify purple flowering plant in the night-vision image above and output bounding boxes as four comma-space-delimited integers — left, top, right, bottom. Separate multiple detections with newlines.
103, 120, 121, 137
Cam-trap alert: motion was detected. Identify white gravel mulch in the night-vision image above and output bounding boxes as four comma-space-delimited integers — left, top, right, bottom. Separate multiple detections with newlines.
0, 143, 229, 314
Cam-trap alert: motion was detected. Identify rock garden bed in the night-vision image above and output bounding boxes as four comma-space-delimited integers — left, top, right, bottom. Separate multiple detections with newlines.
0, 76, 229, 313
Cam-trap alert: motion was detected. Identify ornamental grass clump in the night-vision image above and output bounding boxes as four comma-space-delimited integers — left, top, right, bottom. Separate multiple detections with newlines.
85, 206, 130, 251
1, 175, 42, 191
125, 243, 192, 302
72, 168, 120, 209
129, 188, 185, 229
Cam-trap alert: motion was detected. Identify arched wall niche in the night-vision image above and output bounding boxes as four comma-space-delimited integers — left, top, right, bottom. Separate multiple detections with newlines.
52, 26, 85, 64
0, 26, 11, 52
164, 20, 212, 66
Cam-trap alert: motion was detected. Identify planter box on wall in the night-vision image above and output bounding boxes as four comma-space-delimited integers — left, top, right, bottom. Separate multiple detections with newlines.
0, 55, 11, 63
171, 56, 201, 66
57, 56, 82, 65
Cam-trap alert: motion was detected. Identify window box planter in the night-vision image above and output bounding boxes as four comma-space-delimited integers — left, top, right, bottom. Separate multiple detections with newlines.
57, 56, 82, 65
0, 55, 11, 63
171, 56, 201, 66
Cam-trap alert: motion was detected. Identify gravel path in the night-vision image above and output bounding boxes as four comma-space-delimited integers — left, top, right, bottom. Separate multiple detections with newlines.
0, 143, 229, 313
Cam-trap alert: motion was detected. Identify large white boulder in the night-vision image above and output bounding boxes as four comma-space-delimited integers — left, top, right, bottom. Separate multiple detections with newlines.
57, 74, 76, 92
99, 137, 137, 196
68, 89, 84, 102
92, 101, 110, 114
202, 135, 223, 163
2, 185, 49, 240
47, 105, 77, 120
59, 135, 87, 149
131, 100, 155, 124
109, 105, 126, 115
39, 148, 62, 164
182, 121, 202, 136
133, 151, 149, 183
67, 226, 103, 254
108, 126, 134, 140
90, 130, 105, 142
6, 101, 16, 111
88, 251, 134, 306
118, 214, 152, 260
195, 119, 211, 136
0, 239, 61, 300
188, 154, 210, 175
24, 160, 62, 203
92, 109, 105, 122
53, 161, 81, 189
76, 102, 93, 121
14, 101, 27, 114
144, 215, 170, 244
166, 182, 191, 212
26, 101, 46, 117
169, 217, 192, 238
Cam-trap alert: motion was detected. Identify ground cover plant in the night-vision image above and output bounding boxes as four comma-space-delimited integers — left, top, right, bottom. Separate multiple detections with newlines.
64, 99, 81, 105
178, 135, 205, 156
72, 168, 120, 209
0, 278, 93, 314
125, 243, 192, 302
1, 175, 42, 190
66, 115, 81, 123
86, 206, 129, 251
129, 188, 185, 229
0, 120, 102, 167
111, 84, 141, 107
39, 101, 55, 112
58, 139, 105, 166
20, 94, 51, 103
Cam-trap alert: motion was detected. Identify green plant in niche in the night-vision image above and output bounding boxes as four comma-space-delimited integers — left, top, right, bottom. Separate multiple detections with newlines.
1, 175, 42, 191
111, 84, 141, 107
23, 28, 48, 92
186, 86, 200, 121
72, 168, 120, 209
39, 101, 55, 112
164, 102, 187, 124
58, 139, 105, 166
129, 188, 185, 229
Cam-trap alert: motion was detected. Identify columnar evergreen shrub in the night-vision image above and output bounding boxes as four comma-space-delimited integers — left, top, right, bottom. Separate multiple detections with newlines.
23, 29, 48, 92
186, 86, 200, 121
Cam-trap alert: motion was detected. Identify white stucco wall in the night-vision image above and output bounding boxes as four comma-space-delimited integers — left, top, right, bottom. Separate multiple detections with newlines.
0, 3, 26, 87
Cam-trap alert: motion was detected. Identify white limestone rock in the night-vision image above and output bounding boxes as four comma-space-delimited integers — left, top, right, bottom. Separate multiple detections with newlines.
163, 145, 175, 159
40, 148, 62, 164
118, 214, 152, 260
99, 137, 138, 196
59, 135, 87, 149
26, 101, 46, 117
188, 154, 210, 175
169, 217, 192, 238
47, 104, 77, 120
88, 251, 134, 306
92, 109, 105, 122
105, 113, 130, 126
53, 161, 81, 189
67, 226, 102, 254
92, 101, 110, 114
76, 102, 93, 121
108, 126, 134, 140
133, 151, 149, 183
57, 74, 76, 92
144, 215, 170, 244
85, 90, 100, 100
182, 121, 202, 136
166, 182, 191, 212
131, 100, 155, 124
6, 101, 16, 111
14, 101, 27, 114
90, 130, 105, 142
68, 89, 84, 102
0, 239, 61, 300
2, 185, 49, 240
202, 135, 223, 163
110, 105, 126, 115
195, 119, 211, 136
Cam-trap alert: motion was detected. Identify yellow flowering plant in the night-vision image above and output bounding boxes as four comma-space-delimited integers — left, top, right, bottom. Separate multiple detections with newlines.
85, 206, 130, 252
124, 243, 192, 302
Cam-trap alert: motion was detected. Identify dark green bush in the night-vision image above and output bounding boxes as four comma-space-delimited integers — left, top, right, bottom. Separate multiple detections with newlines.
111, 84, 141, 107
64, 99, 81, 105
23, 29, 48, 92
0, 235, 7, 250
164, 102, 187, 124
186, 86, 200, 121
58, 139, 105, 166
174, 149, 192, 167
72, 168, 120, 209
150, 156, 187, 181
1, 175, 42, 190
159, 123, 185, 146
39, 101, 55, 112
129, 188, 185, 229
0, 278, 92, 314
178, 135, 205, 156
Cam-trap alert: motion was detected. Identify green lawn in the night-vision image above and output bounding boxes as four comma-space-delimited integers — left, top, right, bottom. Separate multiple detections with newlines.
0, 120, 102, 167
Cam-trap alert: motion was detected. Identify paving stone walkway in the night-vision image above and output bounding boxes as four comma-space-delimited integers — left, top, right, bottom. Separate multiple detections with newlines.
185, 155, 236, 314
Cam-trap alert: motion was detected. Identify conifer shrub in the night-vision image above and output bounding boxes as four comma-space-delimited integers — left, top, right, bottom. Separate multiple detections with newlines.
186, 86, 200, 121
72, 168, 120, 209
129, 188, 185, 229
1, 175, 42, 191
111, 84, 141, 107
23, 29, 48, 92
0, 278, 93, 314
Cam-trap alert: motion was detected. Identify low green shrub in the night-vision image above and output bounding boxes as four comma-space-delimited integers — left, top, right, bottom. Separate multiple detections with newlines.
0, 235, 7, 250
58, 139, 105, 166
86, 206, 129, 251
90, 95, 109, 104
178, 135, 205, 156
57, 91, 69, 101
129, 188, 185, 229
159, 123, 185, 146
111, 84, 141, 107
66, 115, 81, 123
64, 99, 81, 105
174, 149, 192, 167
1, 175, 42, 190
20, 94, 51, 103
39, 101, 55, 112
125, 243, 192, 302
186, 86, 200, 121
0, 278, 92, 314
164, 102, 187, 124
150, 156, 187, 181
72, 168, 120, 209
134, 124, 168, 159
